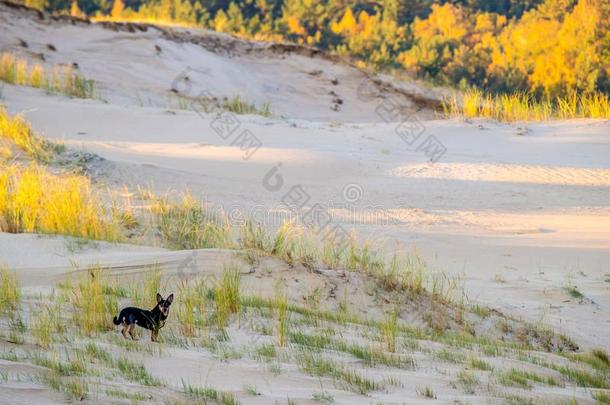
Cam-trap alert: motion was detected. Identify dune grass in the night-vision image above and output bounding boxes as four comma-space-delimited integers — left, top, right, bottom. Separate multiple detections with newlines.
32, 304, 64, 348
274, 283, 289, 347
181, 380, 240, 405
296, 350, 380, 394
496, 368, 562, 389
566, 348, 610, 373
270, 221, 319, 268
153, 194, 234, 249
214, 265, 241, 328
443, 89, 610, 121
176, 278, 207, 337
130, 264, 162, 308
381, 308, 398, 353
0, 260, 597, 404
116, 356, 162, 386
0, 53, 95, 98
222, 95, 271, 117
69, 266, 120, 334
0, 163, 122, 240
0, 266, 20, 314
41, 370, 88, 401
0, 106, 56, 161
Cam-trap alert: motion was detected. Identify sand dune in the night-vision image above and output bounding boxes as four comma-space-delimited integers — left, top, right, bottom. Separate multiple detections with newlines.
3, 84, 610, 350
1, 2, 610, 403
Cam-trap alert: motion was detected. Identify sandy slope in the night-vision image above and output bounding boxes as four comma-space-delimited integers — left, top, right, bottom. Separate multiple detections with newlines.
0, 1, 442, 122
0, 234, 599, 404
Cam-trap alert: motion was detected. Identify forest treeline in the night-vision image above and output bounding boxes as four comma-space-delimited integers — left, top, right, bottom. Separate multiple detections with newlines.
19, 0, 610, 99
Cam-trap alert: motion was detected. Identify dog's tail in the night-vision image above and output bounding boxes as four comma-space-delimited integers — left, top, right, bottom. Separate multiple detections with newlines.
113, 316, 120, 325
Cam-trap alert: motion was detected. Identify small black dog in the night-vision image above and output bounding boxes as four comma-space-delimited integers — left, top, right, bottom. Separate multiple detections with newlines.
113, 293, 174, 342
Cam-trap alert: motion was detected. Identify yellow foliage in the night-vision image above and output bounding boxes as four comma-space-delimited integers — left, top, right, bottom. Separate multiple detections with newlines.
412, 3, 468, 42
285, 15, 305, 36
214, 9, 228, 32
489, 0, 602, 98
331, 7, 357, 35
70, 0, 85, 18
111, 0, 124, 18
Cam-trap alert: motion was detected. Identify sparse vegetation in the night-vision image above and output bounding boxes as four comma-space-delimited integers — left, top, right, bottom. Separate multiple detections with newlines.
312, 391, 335, 403
469, 357, 493, 371
567, 348, 610, 373
0, 266, 20, 314
457, 369, 479, 394
215, 265, 241, 328
274, 283, 289, 347
417, 385, 437, 399
553, 364, 609, 389
563, 285, 584, 299
41, 370, 88, 401
153, 194, 234, 249
496, 368, 561, 389
297, 350, 380, 394
69, 266, 120, 334
182, 380, 240, 405
223, 95, 271, 117
31, 305, 61, 348
130, 263, 162, 308
382, 308, 398, 352
0, 53, 95, 98
116, 356, 162, 386
176, 277, 207, 337
593, 390, 610, 404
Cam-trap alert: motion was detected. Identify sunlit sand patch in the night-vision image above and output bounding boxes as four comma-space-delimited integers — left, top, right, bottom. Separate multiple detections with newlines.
61, 140, 315, 164
390, 163, 610, 187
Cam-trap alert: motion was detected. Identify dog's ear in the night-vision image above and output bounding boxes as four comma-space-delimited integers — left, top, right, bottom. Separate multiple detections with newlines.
156, 293, 162, 304
166, 294, 174, 304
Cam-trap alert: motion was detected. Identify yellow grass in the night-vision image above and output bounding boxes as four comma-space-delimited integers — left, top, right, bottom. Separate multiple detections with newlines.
0, 53, 95, 98
0, 106, 52, 161
382, 308, 398, 352
0, 163, 121, 240
215, 265, 241, 328
153, 194, 234, 250
274, 283, 289, 347
0, 266, 20, 314
32, 304, 63, 348
444, 89, 610, 121
70, 266, 119, 334
177, 278, 207, 337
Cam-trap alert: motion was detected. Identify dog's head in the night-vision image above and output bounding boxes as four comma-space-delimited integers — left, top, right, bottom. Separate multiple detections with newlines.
156, 293, 174, 317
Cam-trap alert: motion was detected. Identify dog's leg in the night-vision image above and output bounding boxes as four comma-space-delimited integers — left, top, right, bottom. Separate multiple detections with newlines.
151, 329, 157, 342
128, 324, 138, 340
120, 323, 129, 339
